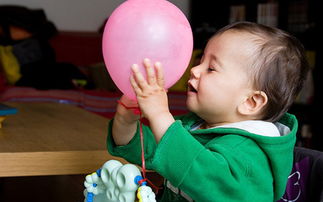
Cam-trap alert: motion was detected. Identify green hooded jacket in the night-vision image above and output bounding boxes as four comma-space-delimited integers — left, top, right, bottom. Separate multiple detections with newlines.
107, 112, 296, 202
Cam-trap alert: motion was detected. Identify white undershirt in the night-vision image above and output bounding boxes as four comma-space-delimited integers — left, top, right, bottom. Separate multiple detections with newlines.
191, 120, 290, 137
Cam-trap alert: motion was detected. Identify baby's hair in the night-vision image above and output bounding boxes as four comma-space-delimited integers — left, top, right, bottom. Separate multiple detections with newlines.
215, 21, 309, 122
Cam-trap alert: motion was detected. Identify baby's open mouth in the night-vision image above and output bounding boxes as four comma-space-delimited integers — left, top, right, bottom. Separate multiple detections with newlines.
188, 83, 197, 93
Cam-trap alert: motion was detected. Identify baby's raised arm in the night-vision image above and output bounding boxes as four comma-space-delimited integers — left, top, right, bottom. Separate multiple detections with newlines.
112, 95, 140, 145
130, 59, 175, 143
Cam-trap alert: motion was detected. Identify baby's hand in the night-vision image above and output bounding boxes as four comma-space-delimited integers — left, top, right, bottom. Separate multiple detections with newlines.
116, 95, 140, 123
119, 95, 138, 107
130, 58, 169, 121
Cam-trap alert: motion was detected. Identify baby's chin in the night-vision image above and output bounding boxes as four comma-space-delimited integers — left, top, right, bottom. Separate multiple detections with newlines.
186, 100, 197, 114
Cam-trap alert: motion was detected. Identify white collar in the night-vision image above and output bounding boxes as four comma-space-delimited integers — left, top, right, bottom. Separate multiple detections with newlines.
192, 120, 290, 137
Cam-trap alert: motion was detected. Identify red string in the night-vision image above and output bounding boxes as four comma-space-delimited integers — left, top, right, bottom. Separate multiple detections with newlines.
117, 100, 161, 194
146, 178, 162, 194
139, 115, 147, 180
117, 100, 141, 115
138, 178, 147, 185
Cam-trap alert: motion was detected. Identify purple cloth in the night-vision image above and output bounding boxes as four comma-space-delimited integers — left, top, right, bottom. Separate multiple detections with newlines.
277, 157, 311, 202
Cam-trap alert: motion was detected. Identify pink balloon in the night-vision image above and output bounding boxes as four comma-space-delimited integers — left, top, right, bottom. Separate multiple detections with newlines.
102, 0, 193, 99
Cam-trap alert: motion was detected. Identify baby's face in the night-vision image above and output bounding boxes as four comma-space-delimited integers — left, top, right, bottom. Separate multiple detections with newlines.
187, 30, 257, 125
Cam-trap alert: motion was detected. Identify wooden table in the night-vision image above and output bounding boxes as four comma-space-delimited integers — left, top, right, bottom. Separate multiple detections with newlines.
0, 102, 127, 177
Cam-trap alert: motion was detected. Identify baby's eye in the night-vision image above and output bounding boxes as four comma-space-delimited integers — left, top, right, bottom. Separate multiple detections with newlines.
208, 67, 216, 72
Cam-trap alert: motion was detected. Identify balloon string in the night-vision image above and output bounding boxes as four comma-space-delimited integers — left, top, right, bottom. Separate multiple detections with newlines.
139, 114, 146, 180
117, 100, 141, 115
117, 100, 162, 194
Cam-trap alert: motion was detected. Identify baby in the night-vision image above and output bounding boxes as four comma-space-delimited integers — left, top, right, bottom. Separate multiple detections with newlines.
108, 21, 309, 201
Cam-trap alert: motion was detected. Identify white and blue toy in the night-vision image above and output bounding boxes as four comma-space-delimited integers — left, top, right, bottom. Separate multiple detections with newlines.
84, 160, 156, 202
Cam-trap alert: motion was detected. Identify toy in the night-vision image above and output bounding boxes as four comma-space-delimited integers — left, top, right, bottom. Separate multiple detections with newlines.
0, 103, 17, 128
102, 0, 193, 99
84, 160, 156, 202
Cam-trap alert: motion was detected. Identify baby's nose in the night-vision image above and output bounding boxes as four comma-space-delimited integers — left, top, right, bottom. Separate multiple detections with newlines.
190, 66, 200, 79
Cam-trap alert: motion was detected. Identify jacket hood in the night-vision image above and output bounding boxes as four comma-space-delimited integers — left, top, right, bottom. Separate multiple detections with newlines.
184, 113, 297, 200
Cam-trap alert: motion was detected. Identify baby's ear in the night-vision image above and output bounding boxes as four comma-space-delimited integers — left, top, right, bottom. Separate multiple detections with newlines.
238, 91, 268, 117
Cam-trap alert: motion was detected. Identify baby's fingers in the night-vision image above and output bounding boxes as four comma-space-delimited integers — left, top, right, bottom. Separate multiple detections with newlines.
155, 62, 165, 87
143, 58, 156, 85
130, 74, 142, 95
131, 64, 148, 89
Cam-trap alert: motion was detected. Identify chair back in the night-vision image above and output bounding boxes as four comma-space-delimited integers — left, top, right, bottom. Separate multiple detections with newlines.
277, 147, 323, 202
